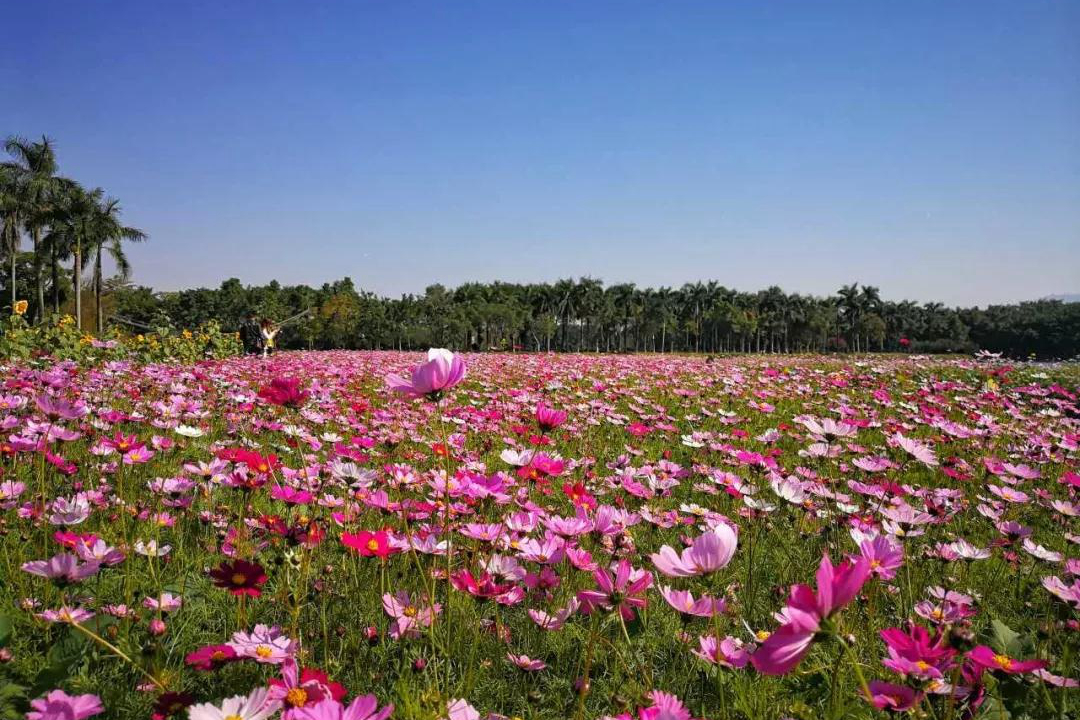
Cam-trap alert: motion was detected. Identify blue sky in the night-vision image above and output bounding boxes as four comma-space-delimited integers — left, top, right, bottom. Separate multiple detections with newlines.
2, 1, 1077, 306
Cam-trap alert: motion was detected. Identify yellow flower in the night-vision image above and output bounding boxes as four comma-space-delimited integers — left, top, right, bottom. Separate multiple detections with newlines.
182, 329, 193, 339
12, 300, 28, 316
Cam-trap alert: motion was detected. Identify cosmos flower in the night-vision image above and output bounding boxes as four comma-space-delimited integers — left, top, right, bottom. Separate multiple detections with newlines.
967, 645, 1048, 675
26, 690, 104, 720
577, 559, 653, 621
751, 554, 871, 675
650, 525, 738, 577
21, 553, 100, 583
385, 349, 466, 399
187, 688, 281, 720
209, 559, 268, 597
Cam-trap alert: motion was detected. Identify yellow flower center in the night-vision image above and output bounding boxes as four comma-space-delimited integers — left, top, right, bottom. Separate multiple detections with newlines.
231, 573, 247, 585
993, 654, 1013, 670
367, 539, 380, 552
916, 661, 930, 672
212, 650, 227, 661
755, 630, 771, 642
255, 645, 273, 658
403, 606, 418, 617
225, 715, 243, 720
286, 688, 309, 707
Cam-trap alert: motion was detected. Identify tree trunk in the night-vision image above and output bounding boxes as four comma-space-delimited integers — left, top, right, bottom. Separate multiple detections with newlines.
94, 249, 103, 332
74, 241, 82, 329
51, 243, 59, 313
32, 229, 44, 322
7, 223, 15, 309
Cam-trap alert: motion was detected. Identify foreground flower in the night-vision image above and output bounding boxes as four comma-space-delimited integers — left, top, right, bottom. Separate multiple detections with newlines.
27, 689, 103, 720
187, 688, 281, 720
385, 348, 466, 398
751, 554, 871, 675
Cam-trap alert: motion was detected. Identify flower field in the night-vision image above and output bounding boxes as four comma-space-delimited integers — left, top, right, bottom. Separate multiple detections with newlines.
0, 350, 1078, 720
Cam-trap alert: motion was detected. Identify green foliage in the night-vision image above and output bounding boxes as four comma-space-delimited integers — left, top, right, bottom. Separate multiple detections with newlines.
0, 312, 241, 364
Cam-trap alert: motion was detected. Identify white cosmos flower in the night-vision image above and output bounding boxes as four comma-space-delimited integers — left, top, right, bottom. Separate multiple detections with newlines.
187, 688, 281, 720
175, 424, 204, 438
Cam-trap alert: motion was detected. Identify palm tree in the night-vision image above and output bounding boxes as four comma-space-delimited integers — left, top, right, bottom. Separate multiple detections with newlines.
88, 196, 147, 332
2, 136, 65, 322
0, 164, 23, 310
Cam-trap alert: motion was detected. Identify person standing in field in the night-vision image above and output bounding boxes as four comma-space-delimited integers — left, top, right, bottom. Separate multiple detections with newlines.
240, 313, 262, 355
259, 319, 279, 358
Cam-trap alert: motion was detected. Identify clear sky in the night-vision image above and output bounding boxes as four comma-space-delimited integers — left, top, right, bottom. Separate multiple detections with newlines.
3, 1, 1078, 307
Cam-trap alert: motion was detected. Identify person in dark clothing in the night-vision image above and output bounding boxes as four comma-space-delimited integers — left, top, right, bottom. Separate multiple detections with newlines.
239, 313, 263, 355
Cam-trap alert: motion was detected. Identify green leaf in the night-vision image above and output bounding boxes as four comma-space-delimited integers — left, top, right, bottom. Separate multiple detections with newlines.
990, 618, 1023, 657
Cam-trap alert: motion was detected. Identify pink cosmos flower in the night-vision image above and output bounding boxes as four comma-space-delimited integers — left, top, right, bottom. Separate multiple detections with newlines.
21, 553, 100, 583
27, 689, 104, 720
293, 696, 393, 720
36, 606, 94, 624
650, 525, 738, 578
228, 624, 297, 664
507, 653, 546, 671
692, 635, 752, 668
880, 624, 955, 679
577, 559, 653, 621
858, 536, 904, 580
865, 681, 922, 711
35, 395, 89, 420
535, 403, 567, 431
967, 645, 1048, 675
751, 554, 871, 675
658, 587, 726, 617
382, 591, 440, 639
1042, 576, 1080, 607
385, 349, 466, 398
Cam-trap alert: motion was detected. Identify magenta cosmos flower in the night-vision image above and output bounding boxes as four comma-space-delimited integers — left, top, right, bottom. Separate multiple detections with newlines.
292, 696, 393, 720
535, 403, 567, 431
385, 349, 466, 398
27, 689, 104, 720
967, 645, 1048, 675
577, 559, 653, 621
750, 554, 871, 675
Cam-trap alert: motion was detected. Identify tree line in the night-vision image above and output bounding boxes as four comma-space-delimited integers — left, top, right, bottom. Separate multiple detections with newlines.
3, 135, 1077, 359
109, 277, 1080, 360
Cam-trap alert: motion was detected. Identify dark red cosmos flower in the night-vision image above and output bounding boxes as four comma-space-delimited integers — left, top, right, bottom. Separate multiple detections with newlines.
218, 448, 281, 475
184, 643, 238, 670
562, 482, 597, 510
209, 559, 267, 597
151, 691, 195, 719
258, 377, 310, 408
